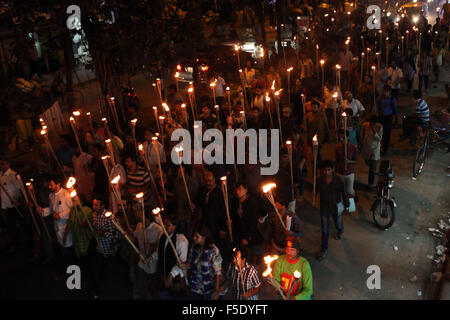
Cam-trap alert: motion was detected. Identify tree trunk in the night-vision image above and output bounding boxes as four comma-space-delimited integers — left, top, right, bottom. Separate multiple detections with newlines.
63, 28, 74, 112
276, 0, 284, 66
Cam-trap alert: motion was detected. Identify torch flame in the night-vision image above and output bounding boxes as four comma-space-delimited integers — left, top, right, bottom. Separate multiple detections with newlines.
262, 255, 279, 277
342, 112, 347, 117
111, 175, 120, 184
66, 177, 76, 189
274, 89, 283, 96
105, 139, 111, 143
294, 270, 301, 279
286, 140, 292, 145
70, 190, 77, 198
131, 118, 138, 124
332, 92, 338, 98
101, 155, 109, 160
188, 88, 194, 93
313, 134, 318, 143
181, 103, 186, 108
262, 183, 276, 193
265, 93, 270, 102
69, 116, 74, 121
287, 67, 293, 72
152, 207, 161, 215
41, 129, 47, 136
105, 211, 113, 218
336, 64, 341, 70
73, 111, 81, 116
220, 176, 227, 182
271, 80, 275, 90
320, 59, 325, 65
136, 192, 144, 199
138, 144, 144, 151
152, 136, 158, 141
162, 103, 170, 112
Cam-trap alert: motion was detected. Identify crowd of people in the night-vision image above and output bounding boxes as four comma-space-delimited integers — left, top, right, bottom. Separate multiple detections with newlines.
0, 8, 448, 301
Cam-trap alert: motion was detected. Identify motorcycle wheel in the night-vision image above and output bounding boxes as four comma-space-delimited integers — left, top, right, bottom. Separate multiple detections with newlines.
372, 199, 395, 230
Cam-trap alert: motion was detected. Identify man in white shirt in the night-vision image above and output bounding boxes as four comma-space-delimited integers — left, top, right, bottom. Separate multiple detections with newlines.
143, 129, 167, 175
387, 61, 403, 100
109, 162, 127, 215
211, 73, 226, 106
37, 176, 74, 275
157, 214, 188, 299
299, 53, 314, 80
0, 159, 23, 252
134, 216, 162, 299
340, 48, 353, 89
342, 91, 365, 118
243, 60, 256, 88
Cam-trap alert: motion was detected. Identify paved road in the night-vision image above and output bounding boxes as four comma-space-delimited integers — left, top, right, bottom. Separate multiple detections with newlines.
1, 65, 449, 300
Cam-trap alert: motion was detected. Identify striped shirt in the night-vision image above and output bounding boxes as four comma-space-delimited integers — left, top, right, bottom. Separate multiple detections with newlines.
126, 165, 151, 203
416, 98, 430, 124
227, 262, 261, 300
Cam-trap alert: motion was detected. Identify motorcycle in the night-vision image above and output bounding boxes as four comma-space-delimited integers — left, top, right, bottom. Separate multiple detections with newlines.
371, 160, 397, 230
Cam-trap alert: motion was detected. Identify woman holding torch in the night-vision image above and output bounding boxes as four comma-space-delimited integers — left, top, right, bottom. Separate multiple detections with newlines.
187, 224, 223, 300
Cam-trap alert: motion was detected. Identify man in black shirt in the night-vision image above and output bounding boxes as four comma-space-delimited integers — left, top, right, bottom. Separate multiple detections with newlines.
230, 182, 263, 263
316, 160, 349, 261
194, 170, 231, 264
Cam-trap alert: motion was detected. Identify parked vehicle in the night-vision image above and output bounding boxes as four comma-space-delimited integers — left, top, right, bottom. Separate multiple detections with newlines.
371, 160, 396, 230
412, 119, 450, 179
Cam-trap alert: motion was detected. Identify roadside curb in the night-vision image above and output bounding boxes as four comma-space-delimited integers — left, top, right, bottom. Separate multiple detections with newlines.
436, 230, 450, 300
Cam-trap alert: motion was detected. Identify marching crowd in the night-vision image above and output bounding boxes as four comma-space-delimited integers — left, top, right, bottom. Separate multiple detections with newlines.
0, 10, 447, 301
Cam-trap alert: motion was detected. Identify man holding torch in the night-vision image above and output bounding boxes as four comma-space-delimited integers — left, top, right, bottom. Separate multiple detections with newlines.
267, 199, 302, 256
143, 129, 167, 175
227, 246, 261, 300
91, 196, 121, 299
272, 238, 313, 300
36, 176, 74, 277
0, 158, 24, 253
156, 213, 189, 300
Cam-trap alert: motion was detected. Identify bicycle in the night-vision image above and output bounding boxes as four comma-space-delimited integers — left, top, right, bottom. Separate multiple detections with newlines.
412, 121, 450, 179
